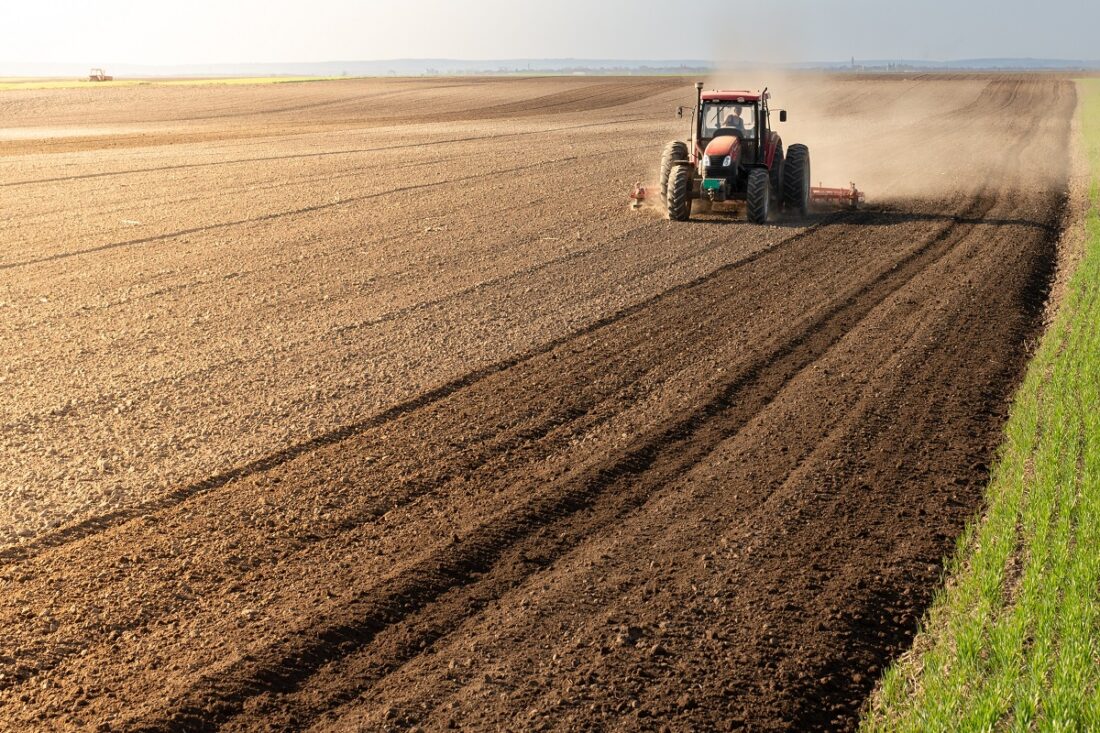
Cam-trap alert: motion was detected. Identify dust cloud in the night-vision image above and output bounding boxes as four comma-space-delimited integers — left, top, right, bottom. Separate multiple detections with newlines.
701, 69, 1071, 203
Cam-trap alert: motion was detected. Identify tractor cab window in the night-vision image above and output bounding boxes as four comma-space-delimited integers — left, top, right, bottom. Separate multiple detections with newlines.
701, 102, 757, 138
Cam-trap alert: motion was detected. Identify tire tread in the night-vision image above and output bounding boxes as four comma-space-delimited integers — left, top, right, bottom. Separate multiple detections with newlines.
659, 141, 688, 205
666, 165, 693, 221
747, 168, 771, 224
783, 143, 810, 217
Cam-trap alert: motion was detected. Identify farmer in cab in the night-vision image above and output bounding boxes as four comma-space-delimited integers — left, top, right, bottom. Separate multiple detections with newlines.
723, 105, 745, 131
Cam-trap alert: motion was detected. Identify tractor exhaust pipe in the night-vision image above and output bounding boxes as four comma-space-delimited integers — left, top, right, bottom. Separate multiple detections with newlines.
693, 81, 703, 151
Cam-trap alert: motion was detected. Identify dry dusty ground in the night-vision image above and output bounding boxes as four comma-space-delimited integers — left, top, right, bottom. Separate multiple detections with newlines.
0, 74, 1073, 731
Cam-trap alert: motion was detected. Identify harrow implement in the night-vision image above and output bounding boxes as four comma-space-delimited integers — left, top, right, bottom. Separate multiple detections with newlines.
630, 181, 864, 210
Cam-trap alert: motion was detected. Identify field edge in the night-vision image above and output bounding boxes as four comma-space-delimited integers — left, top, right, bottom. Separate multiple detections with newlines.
860, 78, 1100, 731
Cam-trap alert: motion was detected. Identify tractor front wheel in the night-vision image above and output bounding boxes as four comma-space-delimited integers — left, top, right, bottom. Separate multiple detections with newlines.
746, 168, 771, 224
659, 141, 688, 206
666, 165, 693, 221
783, 143, 811, 217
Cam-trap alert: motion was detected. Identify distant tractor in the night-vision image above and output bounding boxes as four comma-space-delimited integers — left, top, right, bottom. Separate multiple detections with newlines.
89, 68, 113, 82
631, 82, 862, 222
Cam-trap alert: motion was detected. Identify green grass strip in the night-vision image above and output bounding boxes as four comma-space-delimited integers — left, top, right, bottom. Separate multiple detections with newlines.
862, 79, 1100, 733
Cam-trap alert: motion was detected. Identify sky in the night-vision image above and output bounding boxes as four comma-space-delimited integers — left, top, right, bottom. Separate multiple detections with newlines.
1, 0, 1096, 66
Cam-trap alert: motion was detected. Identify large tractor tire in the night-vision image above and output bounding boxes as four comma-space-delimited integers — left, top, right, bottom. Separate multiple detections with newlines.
783, 143, 811, 217
666, 165, 693, 222
658, 141, 689, 205
769, 146, 785, 205
746, 168, 771, 224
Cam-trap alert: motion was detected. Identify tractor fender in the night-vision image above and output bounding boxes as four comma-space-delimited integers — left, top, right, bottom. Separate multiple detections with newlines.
765, 132, 783, 169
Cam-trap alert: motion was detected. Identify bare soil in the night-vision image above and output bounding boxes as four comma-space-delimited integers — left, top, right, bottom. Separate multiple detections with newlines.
0, 74, 1073, 731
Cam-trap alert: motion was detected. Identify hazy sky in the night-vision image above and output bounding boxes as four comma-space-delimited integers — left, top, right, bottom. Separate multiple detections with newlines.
1, 0, 1095, 65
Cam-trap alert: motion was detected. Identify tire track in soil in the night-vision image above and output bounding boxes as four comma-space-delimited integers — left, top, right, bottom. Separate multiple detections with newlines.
0, 213, 826, 566
0, 195, 906, 691
776, 210, 1061, 733
0, 176, 738, 492
33, 186, 559, 316
248, 208, 1008, 733
0, 213, 838, 699
2, 160, 764, 552
122, 191, 993, 732
4, 127, 629, 278
3, 167, 623, 350
0, 142, 642, 270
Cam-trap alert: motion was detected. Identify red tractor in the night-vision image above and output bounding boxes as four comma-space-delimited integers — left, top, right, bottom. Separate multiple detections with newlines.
632, 82, 862, 222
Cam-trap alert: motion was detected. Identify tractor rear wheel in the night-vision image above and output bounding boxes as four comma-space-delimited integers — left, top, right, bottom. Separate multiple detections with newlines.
659, 141, 689, 205
769, 146, 785, 206
746, 168, 771, 224
783, 143, 811, 217
666, 165, 693, 221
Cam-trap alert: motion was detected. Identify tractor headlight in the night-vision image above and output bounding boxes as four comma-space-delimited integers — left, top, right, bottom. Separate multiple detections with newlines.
702, 154, 711, 166
722, 155, 732, 167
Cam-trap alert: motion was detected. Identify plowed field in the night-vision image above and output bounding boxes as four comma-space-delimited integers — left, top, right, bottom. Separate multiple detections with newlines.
0, 74, 1073, 731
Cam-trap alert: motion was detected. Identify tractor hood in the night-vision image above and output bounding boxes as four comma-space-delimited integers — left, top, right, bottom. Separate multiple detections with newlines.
704, 136, 741, 159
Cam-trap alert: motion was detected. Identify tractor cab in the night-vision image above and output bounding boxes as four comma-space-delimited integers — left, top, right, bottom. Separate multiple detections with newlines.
698, 91, 775, 166
701, 101, 755, 137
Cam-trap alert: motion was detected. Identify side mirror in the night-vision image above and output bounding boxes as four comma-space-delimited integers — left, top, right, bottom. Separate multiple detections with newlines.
779, 110, 787, 122
677, 106, 684, 119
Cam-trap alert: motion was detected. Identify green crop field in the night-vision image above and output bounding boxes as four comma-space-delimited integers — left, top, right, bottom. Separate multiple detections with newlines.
863, 79, 1100, 731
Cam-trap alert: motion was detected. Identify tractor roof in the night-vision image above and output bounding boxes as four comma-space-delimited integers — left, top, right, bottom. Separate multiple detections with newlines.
701, 90, 766, 103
